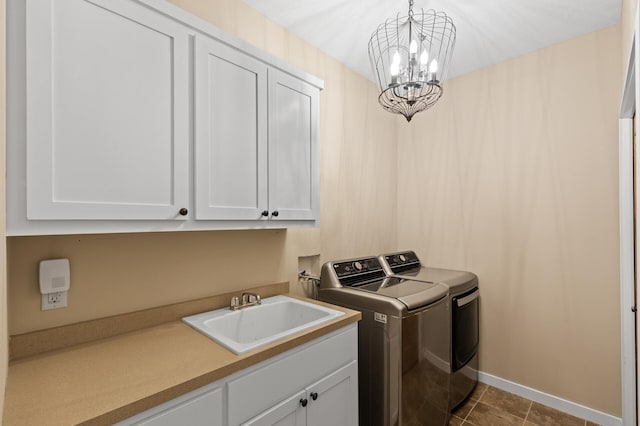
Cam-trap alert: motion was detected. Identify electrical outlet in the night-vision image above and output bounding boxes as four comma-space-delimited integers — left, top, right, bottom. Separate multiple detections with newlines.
41, 291, 67, 311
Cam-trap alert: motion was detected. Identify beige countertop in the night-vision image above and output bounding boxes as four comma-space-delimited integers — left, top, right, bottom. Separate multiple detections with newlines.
2, 294, 360, 426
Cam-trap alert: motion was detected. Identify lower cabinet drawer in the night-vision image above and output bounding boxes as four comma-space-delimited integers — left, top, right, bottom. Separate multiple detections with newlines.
118, 386, 223, 426
227, 325, 357, 425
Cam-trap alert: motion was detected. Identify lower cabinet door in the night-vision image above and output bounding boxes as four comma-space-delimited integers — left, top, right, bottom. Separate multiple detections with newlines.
129, 387, 223, 426
306, 361, 358, 426
241, 390, 306, 426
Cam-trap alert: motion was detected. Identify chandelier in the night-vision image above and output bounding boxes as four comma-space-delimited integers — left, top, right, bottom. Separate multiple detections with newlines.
368, 0, 456, 122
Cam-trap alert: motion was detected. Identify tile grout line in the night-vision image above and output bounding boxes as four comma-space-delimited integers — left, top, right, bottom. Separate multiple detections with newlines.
462, 409, 479, 426
462, 385, 488, 424
462, 399, 479, 421
522, 400, 533, 425
456, 385, 593, 426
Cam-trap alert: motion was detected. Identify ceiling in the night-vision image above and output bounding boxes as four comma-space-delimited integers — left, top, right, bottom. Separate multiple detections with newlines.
241, 0, 622, 82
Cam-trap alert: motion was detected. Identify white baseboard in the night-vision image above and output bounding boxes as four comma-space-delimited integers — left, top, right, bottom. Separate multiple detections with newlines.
478, 371, 622, 426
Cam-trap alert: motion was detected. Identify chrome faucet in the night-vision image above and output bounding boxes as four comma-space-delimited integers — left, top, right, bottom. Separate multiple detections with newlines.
242, 292, 261, 305
229, 292, 261, 310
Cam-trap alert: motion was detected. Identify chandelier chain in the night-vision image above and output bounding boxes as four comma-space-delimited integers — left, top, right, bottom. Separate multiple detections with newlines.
408, 0, 414, 17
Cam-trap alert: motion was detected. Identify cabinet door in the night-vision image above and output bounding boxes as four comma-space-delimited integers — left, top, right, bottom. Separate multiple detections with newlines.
268, 69, 319, 221
26, 0, 190, 220
129, 387, 223, 426
241, 390, 306, 426
306, 361, 358, 426
194, 35, 268, 220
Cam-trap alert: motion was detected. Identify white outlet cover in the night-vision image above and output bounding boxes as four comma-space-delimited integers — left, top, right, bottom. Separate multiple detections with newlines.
41, 291, 68, 311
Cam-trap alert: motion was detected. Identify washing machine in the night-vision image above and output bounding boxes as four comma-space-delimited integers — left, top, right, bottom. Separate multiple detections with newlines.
379, 251, 479, 410
319, 256, 451, 426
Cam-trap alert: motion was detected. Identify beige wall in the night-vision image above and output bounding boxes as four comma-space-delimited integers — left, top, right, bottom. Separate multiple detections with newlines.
397, 26, 622, 415
6, 0, 398, 335
3, 0, 627, 419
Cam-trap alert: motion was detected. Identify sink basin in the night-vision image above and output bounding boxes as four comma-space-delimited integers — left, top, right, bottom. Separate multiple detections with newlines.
182, 295, 344, 354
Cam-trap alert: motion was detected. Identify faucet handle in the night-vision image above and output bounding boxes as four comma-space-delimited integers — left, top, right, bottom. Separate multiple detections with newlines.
241, 292, 261, 305
230, 296, 240, 310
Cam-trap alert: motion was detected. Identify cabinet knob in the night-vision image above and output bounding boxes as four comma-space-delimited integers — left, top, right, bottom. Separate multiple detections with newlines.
261, 210, 269, 217
179, 208, 188, 216
300, 398, 308, 407
272, 210, 279, 217
310, 392, 318, 401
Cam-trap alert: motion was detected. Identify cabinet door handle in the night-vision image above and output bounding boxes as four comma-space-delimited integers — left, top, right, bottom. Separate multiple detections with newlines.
310, 392, 318, 401
300, 398, 308, 407
272, 210, 279, 217
261, 210, 269, 217
179, 208, 188, 216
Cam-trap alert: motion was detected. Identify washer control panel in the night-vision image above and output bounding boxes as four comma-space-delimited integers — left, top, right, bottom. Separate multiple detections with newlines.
385, 251, 421, 271
333, 257, 383, 278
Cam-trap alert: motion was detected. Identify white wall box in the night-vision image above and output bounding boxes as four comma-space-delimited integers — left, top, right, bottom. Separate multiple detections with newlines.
115, 324, 357, 426
7, 0, 323, 235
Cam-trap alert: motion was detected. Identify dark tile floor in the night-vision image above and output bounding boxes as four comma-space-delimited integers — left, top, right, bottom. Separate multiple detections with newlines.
449, 383, 599, 426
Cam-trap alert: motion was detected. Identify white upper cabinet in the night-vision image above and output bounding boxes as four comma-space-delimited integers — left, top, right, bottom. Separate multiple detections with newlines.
194, 35, 269, 221
25, 0, 190, 220
8, 0, 322, 235
268, 70, 319, 221
195, 37, 319, 223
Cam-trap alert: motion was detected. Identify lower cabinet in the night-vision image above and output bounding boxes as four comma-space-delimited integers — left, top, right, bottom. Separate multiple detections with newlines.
242, 390, 306, 426
243, 361, 358, 426
305, 361, 358, 426
117, 324, 357, 426
133, 387, 224, 426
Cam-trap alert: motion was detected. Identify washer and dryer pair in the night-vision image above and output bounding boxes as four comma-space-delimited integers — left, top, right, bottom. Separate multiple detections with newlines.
318, 251, 479, 426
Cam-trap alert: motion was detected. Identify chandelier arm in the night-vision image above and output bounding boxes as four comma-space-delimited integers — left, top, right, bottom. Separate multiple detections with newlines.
386, 17, 395, 85
445, 35, 457, 81
439, 19, 456, 82
372, 28, 385, 88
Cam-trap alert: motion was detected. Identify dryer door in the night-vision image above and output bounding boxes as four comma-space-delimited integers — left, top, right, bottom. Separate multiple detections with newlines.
452, 288, 479, 371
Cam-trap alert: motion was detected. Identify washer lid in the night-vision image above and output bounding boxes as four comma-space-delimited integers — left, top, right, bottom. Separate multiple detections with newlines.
358, 278, 448, 310
399, 267, 478, 294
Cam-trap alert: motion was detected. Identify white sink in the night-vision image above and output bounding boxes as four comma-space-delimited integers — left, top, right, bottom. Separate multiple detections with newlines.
182, 295, 344, 354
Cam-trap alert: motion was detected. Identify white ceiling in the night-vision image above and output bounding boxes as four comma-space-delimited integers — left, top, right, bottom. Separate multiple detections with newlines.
241, 0, 622, 82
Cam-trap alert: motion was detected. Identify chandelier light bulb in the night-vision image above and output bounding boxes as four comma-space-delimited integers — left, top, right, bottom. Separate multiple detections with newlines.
429, 59, 438, 73
428, 59, 439, 83
409, 40, 418, 55
390, 51, 401, 75
420, 49, 429, 67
